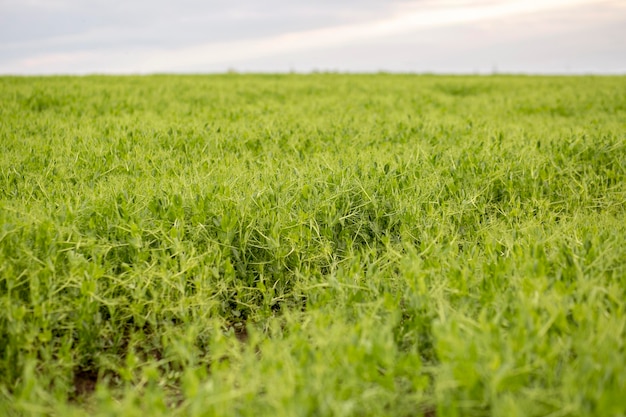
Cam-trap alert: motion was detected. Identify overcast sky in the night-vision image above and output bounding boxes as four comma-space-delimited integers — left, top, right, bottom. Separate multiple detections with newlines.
1, 0, 625, 74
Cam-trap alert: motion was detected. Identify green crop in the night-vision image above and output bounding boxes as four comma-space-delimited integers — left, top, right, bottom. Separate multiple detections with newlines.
0, 74, 625, 416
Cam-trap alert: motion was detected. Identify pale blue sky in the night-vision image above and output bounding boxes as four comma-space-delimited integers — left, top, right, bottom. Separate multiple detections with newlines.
1, 0, 624, 74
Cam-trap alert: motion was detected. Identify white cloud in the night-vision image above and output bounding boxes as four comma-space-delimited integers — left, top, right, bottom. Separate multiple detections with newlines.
129, 0, 616, 72
0, 0, 623, 74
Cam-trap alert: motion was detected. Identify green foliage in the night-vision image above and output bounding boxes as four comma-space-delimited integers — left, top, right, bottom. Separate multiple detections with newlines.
0, 74, 625, 416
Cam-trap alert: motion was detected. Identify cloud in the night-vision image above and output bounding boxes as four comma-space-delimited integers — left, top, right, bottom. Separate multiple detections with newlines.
124, 0, 614, 72
0, 0, 623, 74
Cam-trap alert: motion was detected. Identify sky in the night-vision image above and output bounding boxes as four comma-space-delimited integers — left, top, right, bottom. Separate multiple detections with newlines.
0, 0, 625, 74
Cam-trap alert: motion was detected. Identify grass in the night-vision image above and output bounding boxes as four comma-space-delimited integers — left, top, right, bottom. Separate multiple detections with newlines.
0, 74, 625, 416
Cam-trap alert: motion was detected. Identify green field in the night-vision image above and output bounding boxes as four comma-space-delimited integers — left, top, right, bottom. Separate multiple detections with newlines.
1, 74, 625, 416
